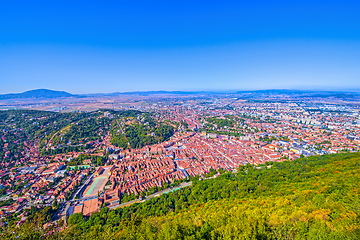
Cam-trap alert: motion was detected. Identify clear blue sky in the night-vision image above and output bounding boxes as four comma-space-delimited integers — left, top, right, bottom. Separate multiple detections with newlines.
1, 0, 360, 94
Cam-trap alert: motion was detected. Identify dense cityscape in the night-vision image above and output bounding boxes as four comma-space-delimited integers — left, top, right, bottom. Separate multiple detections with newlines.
2, 1, 360, 238
1, 92, 360, 231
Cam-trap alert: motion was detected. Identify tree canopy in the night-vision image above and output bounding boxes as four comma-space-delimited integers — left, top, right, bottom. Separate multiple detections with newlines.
2, 152, 360, 239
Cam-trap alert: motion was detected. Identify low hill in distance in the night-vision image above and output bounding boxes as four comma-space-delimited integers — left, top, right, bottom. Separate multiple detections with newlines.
0, 89, 75, 100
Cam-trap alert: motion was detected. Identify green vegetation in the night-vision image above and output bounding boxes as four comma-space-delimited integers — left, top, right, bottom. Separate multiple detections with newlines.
51, 117, 111, 146
26, 206, 57, 224
203, 168, 217, 178
0, 187, 7, 196
42, 145, 86, 156
111, 113, 174, 149
2, 152, 360, 239
68, 153, 106, 167
111, 136, 128, 148
203, 116, 246, 136
0, 109, 146, 166
202, 129, 245, 138
117, 178, 188, 205
206, 117, 235, 128
0, 198, 14, 208
261, 135, 277, 143
180, 120, 188, 129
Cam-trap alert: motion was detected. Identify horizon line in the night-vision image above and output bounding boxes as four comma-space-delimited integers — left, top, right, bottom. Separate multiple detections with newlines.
2, 88, 360, 95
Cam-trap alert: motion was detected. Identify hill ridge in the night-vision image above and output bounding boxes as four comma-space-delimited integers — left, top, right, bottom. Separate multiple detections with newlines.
0, 89, 74, 100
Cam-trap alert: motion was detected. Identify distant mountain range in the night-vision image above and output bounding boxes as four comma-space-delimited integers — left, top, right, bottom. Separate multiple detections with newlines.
0, 89, 210, 99
1, 88, 359, 100
236, 89, 360, 99
107, 90, 207, 96
0, 89, 75, 100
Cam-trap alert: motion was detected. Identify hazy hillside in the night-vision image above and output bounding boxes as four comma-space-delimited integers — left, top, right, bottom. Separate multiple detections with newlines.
3, 152, 360, 239
0, 89, 74, 99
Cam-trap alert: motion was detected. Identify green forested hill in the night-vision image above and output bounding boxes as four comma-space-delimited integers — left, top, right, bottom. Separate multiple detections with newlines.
3, 153, 360, 239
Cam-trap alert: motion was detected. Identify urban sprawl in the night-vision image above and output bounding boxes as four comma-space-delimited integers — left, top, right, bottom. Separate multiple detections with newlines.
1, 95, 360, 228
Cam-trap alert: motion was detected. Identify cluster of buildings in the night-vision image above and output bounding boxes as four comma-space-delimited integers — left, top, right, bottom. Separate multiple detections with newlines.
1, 98, 360, 224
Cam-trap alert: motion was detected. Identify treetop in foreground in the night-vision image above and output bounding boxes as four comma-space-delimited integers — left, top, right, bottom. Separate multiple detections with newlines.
2, 152, 360, 239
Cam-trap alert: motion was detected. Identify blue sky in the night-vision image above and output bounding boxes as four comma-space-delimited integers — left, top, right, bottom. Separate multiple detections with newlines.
1, 1, 360, 94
